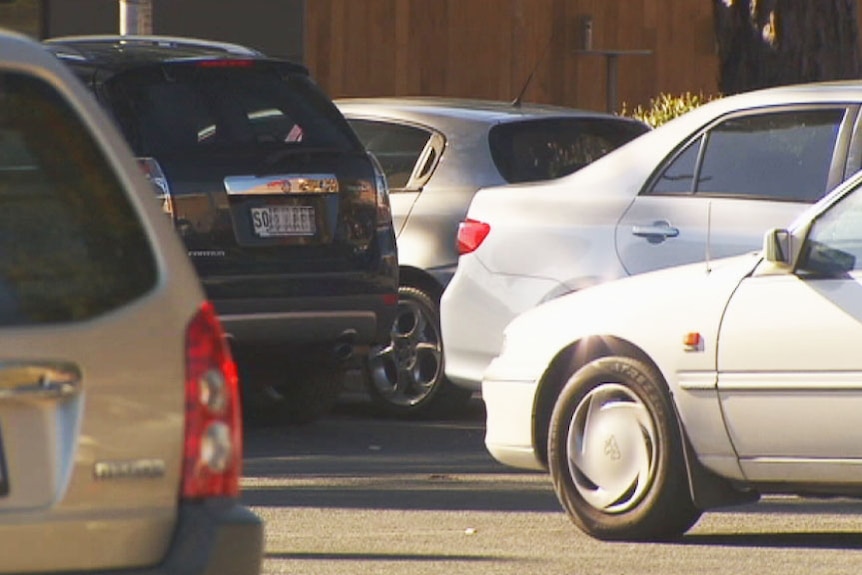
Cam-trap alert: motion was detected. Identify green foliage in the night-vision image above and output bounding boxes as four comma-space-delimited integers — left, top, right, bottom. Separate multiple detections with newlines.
620, 92, 719, 128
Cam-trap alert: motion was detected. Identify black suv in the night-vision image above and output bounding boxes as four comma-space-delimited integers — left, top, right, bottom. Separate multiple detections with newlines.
46, 35, 399, 423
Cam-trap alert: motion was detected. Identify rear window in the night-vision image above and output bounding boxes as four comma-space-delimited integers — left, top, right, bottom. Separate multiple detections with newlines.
0, 72, 157, 326
489, 118, 648, 183
102, 61, 362, 157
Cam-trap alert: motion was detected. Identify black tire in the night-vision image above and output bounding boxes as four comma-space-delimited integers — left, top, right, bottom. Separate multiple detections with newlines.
242, 361, 345, 426
363, 285, 473, 418
547, 356, 701, 541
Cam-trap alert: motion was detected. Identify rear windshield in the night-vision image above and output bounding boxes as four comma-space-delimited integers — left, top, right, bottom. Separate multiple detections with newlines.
102, 61, 362, 157
489, 118, 648, 183
0, 72, 157, 326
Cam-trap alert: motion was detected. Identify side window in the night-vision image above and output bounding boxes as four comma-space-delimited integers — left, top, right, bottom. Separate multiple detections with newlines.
799, 185, 862, 275
650, 136, 703, 195
697, 109, 844, 203
0, 72, 157, 326
348, 119, 434, 189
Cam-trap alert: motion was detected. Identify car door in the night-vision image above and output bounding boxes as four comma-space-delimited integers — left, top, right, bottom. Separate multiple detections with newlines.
716, 181, 862, 484
0, 64, 193, 572
616, 106, 856, 276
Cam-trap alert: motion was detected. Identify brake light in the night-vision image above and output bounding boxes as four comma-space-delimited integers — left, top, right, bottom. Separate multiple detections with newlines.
182, 301, 242, 499
370, 153, 393, 229
457, 218, 491, 255
196, 59, 254, 68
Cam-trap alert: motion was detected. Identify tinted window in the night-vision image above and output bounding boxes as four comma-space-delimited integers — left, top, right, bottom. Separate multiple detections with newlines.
0, 73, 157, 326
696, 109, 844, 202
349, 120, 433, 188
489, 118, 648, 184
103, 62, 361, 156
800, 184, 862, 275
650, 136, 703, 195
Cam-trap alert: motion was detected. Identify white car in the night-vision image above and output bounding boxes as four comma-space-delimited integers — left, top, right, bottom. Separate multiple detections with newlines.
441, 82, 862, 393
482, 167, 862, 541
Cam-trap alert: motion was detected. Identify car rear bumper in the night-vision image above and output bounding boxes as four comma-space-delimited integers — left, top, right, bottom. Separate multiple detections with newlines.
84, 500, 263, 575
440, 257, 560, 391
215, 294, 397, 347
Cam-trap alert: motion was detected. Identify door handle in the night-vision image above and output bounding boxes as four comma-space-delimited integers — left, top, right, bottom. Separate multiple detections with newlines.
632, 221, 680, 242
0, 362, 81, 401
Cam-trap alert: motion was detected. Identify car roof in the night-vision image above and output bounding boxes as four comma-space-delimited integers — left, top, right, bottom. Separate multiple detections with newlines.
43, 34, 307, 75
335, 96, 640, 127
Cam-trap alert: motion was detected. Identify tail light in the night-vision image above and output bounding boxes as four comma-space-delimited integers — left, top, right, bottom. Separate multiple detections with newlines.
457, 218, 491, 255
182, 301, 242, 499
370, 153, 393, 229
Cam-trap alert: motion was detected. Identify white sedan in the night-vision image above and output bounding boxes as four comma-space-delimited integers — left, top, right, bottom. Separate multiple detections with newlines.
483, 168, 862, 541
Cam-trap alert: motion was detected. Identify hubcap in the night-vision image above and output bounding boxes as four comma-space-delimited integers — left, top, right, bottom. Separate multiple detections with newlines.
367, 296, 442, 408
567, 383, 657, 513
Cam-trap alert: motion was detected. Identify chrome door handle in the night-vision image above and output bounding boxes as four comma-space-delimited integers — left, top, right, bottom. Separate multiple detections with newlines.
0, 362, 81, 401
632, 221, 680, 239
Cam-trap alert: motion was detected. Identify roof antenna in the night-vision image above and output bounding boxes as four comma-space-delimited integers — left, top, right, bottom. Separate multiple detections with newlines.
705, 200, 712, 274
511, 34, 553, 108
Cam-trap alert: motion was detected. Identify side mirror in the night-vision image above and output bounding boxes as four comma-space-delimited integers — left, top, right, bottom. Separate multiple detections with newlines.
763, 228, 791, 264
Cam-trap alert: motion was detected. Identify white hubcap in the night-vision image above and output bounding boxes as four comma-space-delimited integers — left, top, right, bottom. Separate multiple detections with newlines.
567, 383, 657, 513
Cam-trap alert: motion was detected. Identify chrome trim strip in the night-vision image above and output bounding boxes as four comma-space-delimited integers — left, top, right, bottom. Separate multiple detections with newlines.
717, 372, 862, 391
677, 371, 717, 391
225, 174, 339, 195
0, 362, 81, 401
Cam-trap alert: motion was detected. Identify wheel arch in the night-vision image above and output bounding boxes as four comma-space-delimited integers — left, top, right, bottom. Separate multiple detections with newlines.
533, 335, 757, 510
533, 335, 659, 469
398, 265, 446, 302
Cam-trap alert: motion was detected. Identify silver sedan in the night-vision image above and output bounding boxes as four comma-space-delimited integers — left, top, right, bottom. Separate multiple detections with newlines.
337, 97, 648, 417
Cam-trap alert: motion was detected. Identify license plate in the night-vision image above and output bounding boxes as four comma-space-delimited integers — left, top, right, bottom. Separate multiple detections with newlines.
251, 206, 315, 237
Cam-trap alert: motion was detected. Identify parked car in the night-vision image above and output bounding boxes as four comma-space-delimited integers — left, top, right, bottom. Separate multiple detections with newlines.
441, 82, 862, 394
335, 97, 648, 416
0, 29, 261, 572
482, 166, 862, 541
45, 35, 399, 424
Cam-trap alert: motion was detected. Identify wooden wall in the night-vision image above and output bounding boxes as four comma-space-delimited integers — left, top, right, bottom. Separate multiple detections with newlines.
305, 0, 720, 113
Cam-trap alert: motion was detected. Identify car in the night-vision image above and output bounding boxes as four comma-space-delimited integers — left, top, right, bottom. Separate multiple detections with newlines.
335, 97, 649, 416
0, 29, 261, 572
441, 81, 862, 395
481, 165, 862, 541
45, 35, 399, 424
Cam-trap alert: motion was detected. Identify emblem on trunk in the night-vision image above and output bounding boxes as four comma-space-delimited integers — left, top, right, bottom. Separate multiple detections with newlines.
94, 459, 166, 480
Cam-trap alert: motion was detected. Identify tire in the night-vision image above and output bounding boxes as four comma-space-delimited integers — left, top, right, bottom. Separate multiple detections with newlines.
242, 360, 346, 426
363, 285, 473, 418
547, 356, 701, 541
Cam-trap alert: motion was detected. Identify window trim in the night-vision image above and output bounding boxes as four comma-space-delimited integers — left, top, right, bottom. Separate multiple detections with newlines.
641, 104, 858, 203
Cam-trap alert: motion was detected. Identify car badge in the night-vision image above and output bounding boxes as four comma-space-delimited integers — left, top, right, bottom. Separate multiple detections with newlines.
267, 179, 292, 193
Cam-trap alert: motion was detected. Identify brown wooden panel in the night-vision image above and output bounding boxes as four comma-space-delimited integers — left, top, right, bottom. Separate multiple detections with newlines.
304, 0, 733, 112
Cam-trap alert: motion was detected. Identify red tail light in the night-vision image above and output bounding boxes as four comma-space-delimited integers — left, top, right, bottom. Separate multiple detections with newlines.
457, 218, 491, 255
196, 59, 254, 68
182, 301, 242, 499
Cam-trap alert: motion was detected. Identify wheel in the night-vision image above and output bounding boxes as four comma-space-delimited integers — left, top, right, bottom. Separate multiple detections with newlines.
547, 356, 701, 541
242, 359, 346, 426
363, 285, 473, 418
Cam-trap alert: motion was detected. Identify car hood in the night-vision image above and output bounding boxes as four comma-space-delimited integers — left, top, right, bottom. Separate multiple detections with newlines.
486, 252, 764, 383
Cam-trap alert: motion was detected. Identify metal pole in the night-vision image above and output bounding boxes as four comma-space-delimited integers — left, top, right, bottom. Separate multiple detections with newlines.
119, 0, 153, 35
606, 53, 619, 114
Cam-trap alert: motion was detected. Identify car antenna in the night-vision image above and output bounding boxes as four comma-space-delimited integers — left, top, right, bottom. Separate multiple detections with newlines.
705, 200, 712, 274
511, 35, 553, 108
